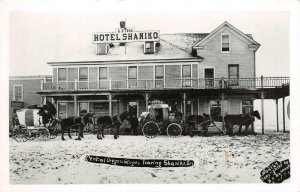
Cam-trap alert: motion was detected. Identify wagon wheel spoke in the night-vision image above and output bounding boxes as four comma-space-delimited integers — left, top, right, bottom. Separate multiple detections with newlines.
26, 130, 36, 140
13, 129, 28, 142
37, 128, 50, 141
142, 121, 159, 139
13, 134, 23, 142
167, 123, 182, 137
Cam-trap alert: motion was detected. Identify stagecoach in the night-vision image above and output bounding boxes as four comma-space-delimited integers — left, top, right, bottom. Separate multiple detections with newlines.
11, 108, 58, 142
139, 103, 183, 138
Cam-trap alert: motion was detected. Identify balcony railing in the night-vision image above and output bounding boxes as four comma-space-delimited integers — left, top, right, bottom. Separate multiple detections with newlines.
41, 77, 290, 91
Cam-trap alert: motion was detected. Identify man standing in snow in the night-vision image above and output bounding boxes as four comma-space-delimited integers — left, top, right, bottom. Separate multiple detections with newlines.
130, 114, 139, 135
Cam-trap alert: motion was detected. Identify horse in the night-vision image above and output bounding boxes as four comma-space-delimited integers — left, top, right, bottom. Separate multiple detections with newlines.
186, 113, 212, 136
224, 110, 261, 135
60, 112, 94, 140
96, 111, 132, 140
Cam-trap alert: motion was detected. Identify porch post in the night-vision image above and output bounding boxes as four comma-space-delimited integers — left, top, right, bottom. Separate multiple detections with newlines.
221, 93, 225, 132
145, 93, 149, 112
283, 97, 286, 133
261, 76, 265, 135
261, 92, 265, 135
276, 99, 279, 132
117, 98, 120, 114
137, 100, 140, 116
74, 95, 77, 117
183, 93, 186, 123
197, 96, 200, 115
40, 80, 44, 91
109, 94, 112, 117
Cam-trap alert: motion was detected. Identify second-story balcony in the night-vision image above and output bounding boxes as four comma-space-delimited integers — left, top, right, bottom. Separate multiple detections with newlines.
40, 77, 290, 91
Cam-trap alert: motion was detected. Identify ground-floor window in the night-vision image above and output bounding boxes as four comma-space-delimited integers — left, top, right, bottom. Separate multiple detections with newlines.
58, 102, 75, 119
79, 102, 88, 114
242, 100, 253, 114
210, 100, 221, 121
58, 103, 67, 119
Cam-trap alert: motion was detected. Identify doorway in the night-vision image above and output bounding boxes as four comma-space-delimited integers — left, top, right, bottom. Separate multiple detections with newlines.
204, 68, 214, 88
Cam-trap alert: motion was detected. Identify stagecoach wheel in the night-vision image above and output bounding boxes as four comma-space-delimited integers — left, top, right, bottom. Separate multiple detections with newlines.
142, 121, 159, 139
13, 128, 29, 142
167, 123, 182, 137
37, 128, 50, 141
26, 129, 36, 140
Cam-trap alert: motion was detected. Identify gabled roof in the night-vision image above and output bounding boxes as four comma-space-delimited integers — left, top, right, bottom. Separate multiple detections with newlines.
49, 34, 205, 63
193, 21, 260, 49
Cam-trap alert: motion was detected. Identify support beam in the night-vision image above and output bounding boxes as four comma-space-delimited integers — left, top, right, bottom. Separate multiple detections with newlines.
183, 93, 186, 123
74, 95, 77, 117
276, 99, 279, 132
261, 75, 265, 135
137, 100, 140, 116
261, 92, 265, 135
117, 99, 120, 114
221, 93, 225, 132
108, 94, 112, 117
197, 97, 200, 115
283, 97, 286, 133
145, 93, 149, 112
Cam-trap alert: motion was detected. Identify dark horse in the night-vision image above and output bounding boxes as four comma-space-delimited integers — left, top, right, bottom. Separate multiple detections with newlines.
187, 113, 212, 136
96, 111, 132, 140
224, 110, 261, 135
60, 112, 94, 140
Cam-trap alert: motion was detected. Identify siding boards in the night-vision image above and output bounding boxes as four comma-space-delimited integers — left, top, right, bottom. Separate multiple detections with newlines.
109, 67, 127, 80
229, 99, 241, 114
192, 64, 198, 87
68, 68, 78, 81
89, 67, 97, 89
198, 98, 209, 114
138, 66, 153, 89
197, 27, 255, 79
109, 66, 127, 89
53, 68, 57, 82
165, 65, 180, 87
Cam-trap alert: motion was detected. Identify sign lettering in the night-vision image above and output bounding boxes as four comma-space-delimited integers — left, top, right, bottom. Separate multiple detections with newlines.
93, 31, 160, 43
84, 155, 194, 168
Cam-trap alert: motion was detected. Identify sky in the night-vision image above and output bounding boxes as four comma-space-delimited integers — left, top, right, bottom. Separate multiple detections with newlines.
9, 11, 289, 77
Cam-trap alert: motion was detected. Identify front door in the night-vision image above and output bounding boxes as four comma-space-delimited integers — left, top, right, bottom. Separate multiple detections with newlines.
204, 68, 214, 88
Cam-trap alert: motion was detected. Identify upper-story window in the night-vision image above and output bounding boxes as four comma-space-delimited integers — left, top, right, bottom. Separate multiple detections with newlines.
13, 85, 23, 102
182, 65, 191, 87
155, 65, 164, 88
79, 67, 88, 81
221, 34, 230, 52
128, 66, 137, 88
144, 41, 155, 54
58, 68, 67, 82
99, 67, 108, 89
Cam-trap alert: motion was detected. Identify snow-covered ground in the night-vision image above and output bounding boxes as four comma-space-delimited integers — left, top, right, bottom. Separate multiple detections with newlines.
9, 129, 290, 184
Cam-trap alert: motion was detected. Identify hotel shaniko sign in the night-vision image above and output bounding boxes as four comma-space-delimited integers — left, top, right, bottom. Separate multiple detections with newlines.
93, 30, 160, 43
